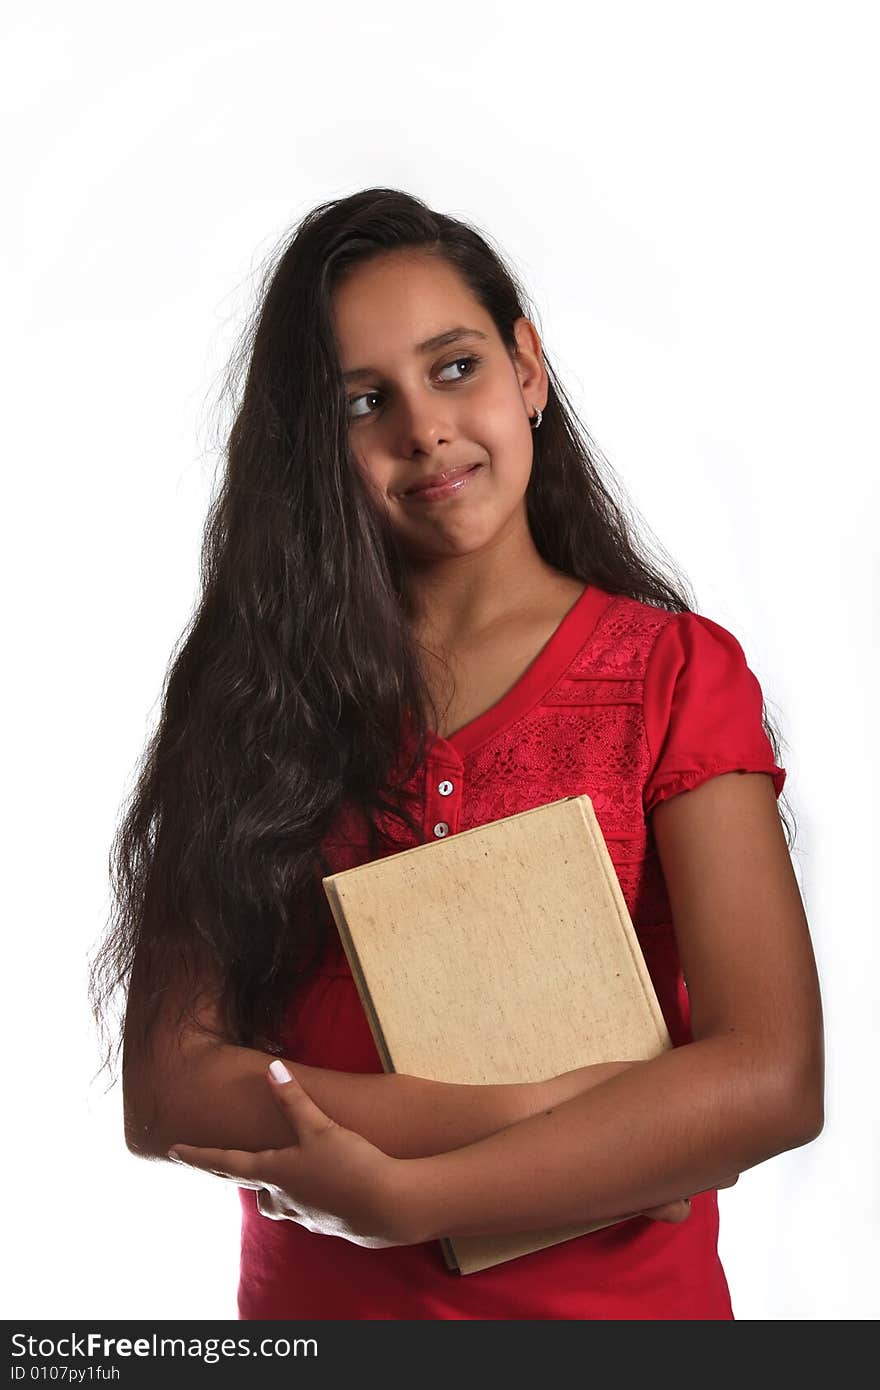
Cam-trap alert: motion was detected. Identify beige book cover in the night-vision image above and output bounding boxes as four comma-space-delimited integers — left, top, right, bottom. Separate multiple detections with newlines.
321, 793, 672, 1275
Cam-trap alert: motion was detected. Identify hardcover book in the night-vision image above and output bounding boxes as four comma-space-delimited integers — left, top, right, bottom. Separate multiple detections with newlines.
322, 793, 672, 1275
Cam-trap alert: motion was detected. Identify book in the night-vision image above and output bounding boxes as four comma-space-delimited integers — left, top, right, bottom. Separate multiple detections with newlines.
321, 793, 672, 1275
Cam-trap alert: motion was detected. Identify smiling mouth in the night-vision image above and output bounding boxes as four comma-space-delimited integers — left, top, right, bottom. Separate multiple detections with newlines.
401, 463, 483, 499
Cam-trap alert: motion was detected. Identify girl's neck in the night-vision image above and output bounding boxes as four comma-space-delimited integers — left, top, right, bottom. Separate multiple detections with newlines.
405, 538, 579, 654
405, 556, 583, 653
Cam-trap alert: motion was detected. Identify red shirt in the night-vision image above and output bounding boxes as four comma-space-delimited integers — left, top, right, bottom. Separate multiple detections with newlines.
237, 583, 786, 1320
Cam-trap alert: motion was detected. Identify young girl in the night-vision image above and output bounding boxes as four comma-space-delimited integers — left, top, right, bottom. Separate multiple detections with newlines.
93, 186, 824, 1321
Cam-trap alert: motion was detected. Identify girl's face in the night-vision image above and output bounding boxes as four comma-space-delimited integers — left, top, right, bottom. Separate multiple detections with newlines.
331, 250, 547, 562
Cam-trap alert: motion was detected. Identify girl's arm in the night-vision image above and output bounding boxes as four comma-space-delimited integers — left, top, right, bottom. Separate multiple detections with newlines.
122, 968, 637, 1164
391, 772, 825, 1241
125, 1036, 566, 1163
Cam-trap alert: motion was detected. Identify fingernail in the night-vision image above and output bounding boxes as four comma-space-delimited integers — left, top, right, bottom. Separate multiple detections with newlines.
269, 1059, 293, 1084
167, 1148, 182, 1163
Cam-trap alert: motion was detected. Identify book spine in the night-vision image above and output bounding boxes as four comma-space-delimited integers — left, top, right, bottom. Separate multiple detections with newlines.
322, 879, 397, 1075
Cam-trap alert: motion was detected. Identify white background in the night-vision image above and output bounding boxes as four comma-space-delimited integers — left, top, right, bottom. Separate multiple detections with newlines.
3, 1, 877, 1321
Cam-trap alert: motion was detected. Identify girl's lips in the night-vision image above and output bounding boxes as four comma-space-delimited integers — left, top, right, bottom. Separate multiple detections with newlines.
402, 463, 483, 503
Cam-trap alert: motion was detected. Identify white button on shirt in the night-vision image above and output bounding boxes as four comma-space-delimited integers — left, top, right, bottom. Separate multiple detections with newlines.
433, 821, 449, 837
438, 780, 454, 795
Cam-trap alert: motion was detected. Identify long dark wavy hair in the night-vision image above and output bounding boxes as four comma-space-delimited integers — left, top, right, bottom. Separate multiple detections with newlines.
89, 185, 796, 1080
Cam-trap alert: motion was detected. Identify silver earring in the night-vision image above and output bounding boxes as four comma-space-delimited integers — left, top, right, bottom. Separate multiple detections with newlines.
530, 405, 543, 429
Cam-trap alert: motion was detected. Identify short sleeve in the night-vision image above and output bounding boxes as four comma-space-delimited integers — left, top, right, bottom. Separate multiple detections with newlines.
643, 611, 786, 815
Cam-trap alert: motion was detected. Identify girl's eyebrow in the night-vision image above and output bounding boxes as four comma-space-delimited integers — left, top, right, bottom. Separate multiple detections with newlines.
341, 326, 490, 383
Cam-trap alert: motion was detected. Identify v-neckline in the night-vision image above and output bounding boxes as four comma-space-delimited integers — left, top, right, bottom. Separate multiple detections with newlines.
425, 582, 610, 761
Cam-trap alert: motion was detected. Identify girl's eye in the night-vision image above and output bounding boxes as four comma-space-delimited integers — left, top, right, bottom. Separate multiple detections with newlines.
436, 354, 481, 384
347, 355, 482, 420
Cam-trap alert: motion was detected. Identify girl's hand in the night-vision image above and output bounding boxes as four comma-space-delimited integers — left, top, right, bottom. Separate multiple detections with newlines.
168, 1060, 413, 1249
639, 1169, 740, 1222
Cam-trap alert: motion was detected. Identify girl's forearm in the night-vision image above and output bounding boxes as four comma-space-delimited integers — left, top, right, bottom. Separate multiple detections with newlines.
125, 1040, 615, 1163
395, 1035, 823, 1242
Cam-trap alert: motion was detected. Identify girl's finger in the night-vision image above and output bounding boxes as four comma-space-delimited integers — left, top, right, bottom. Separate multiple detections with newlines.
267, 1060, 338, 1136
257, 1188, 300, 1221
651, 1198, 691, 1222
168, 1144, 269, 1186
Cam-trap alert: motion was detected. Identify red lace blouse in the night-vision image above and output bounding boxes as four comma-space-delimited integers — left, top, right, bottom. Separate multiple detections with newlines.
237, 583, 786, 1320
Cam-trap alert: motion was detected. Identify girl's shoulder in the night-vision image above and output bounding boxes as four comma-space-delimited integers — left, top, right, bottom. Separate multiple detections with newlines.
566, 586, 675, 677
580, 588, 758, 681
567, 590, 785, 810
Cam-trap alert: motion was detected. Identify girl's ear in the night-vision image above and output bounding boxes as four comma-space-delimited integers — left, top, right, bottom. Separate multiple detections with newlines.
510, 317, 547, 405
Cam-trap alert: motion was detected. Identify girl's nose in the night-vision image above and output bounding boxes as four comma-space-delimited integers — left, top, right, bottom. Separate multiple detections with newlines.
391, 387, 458, 458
